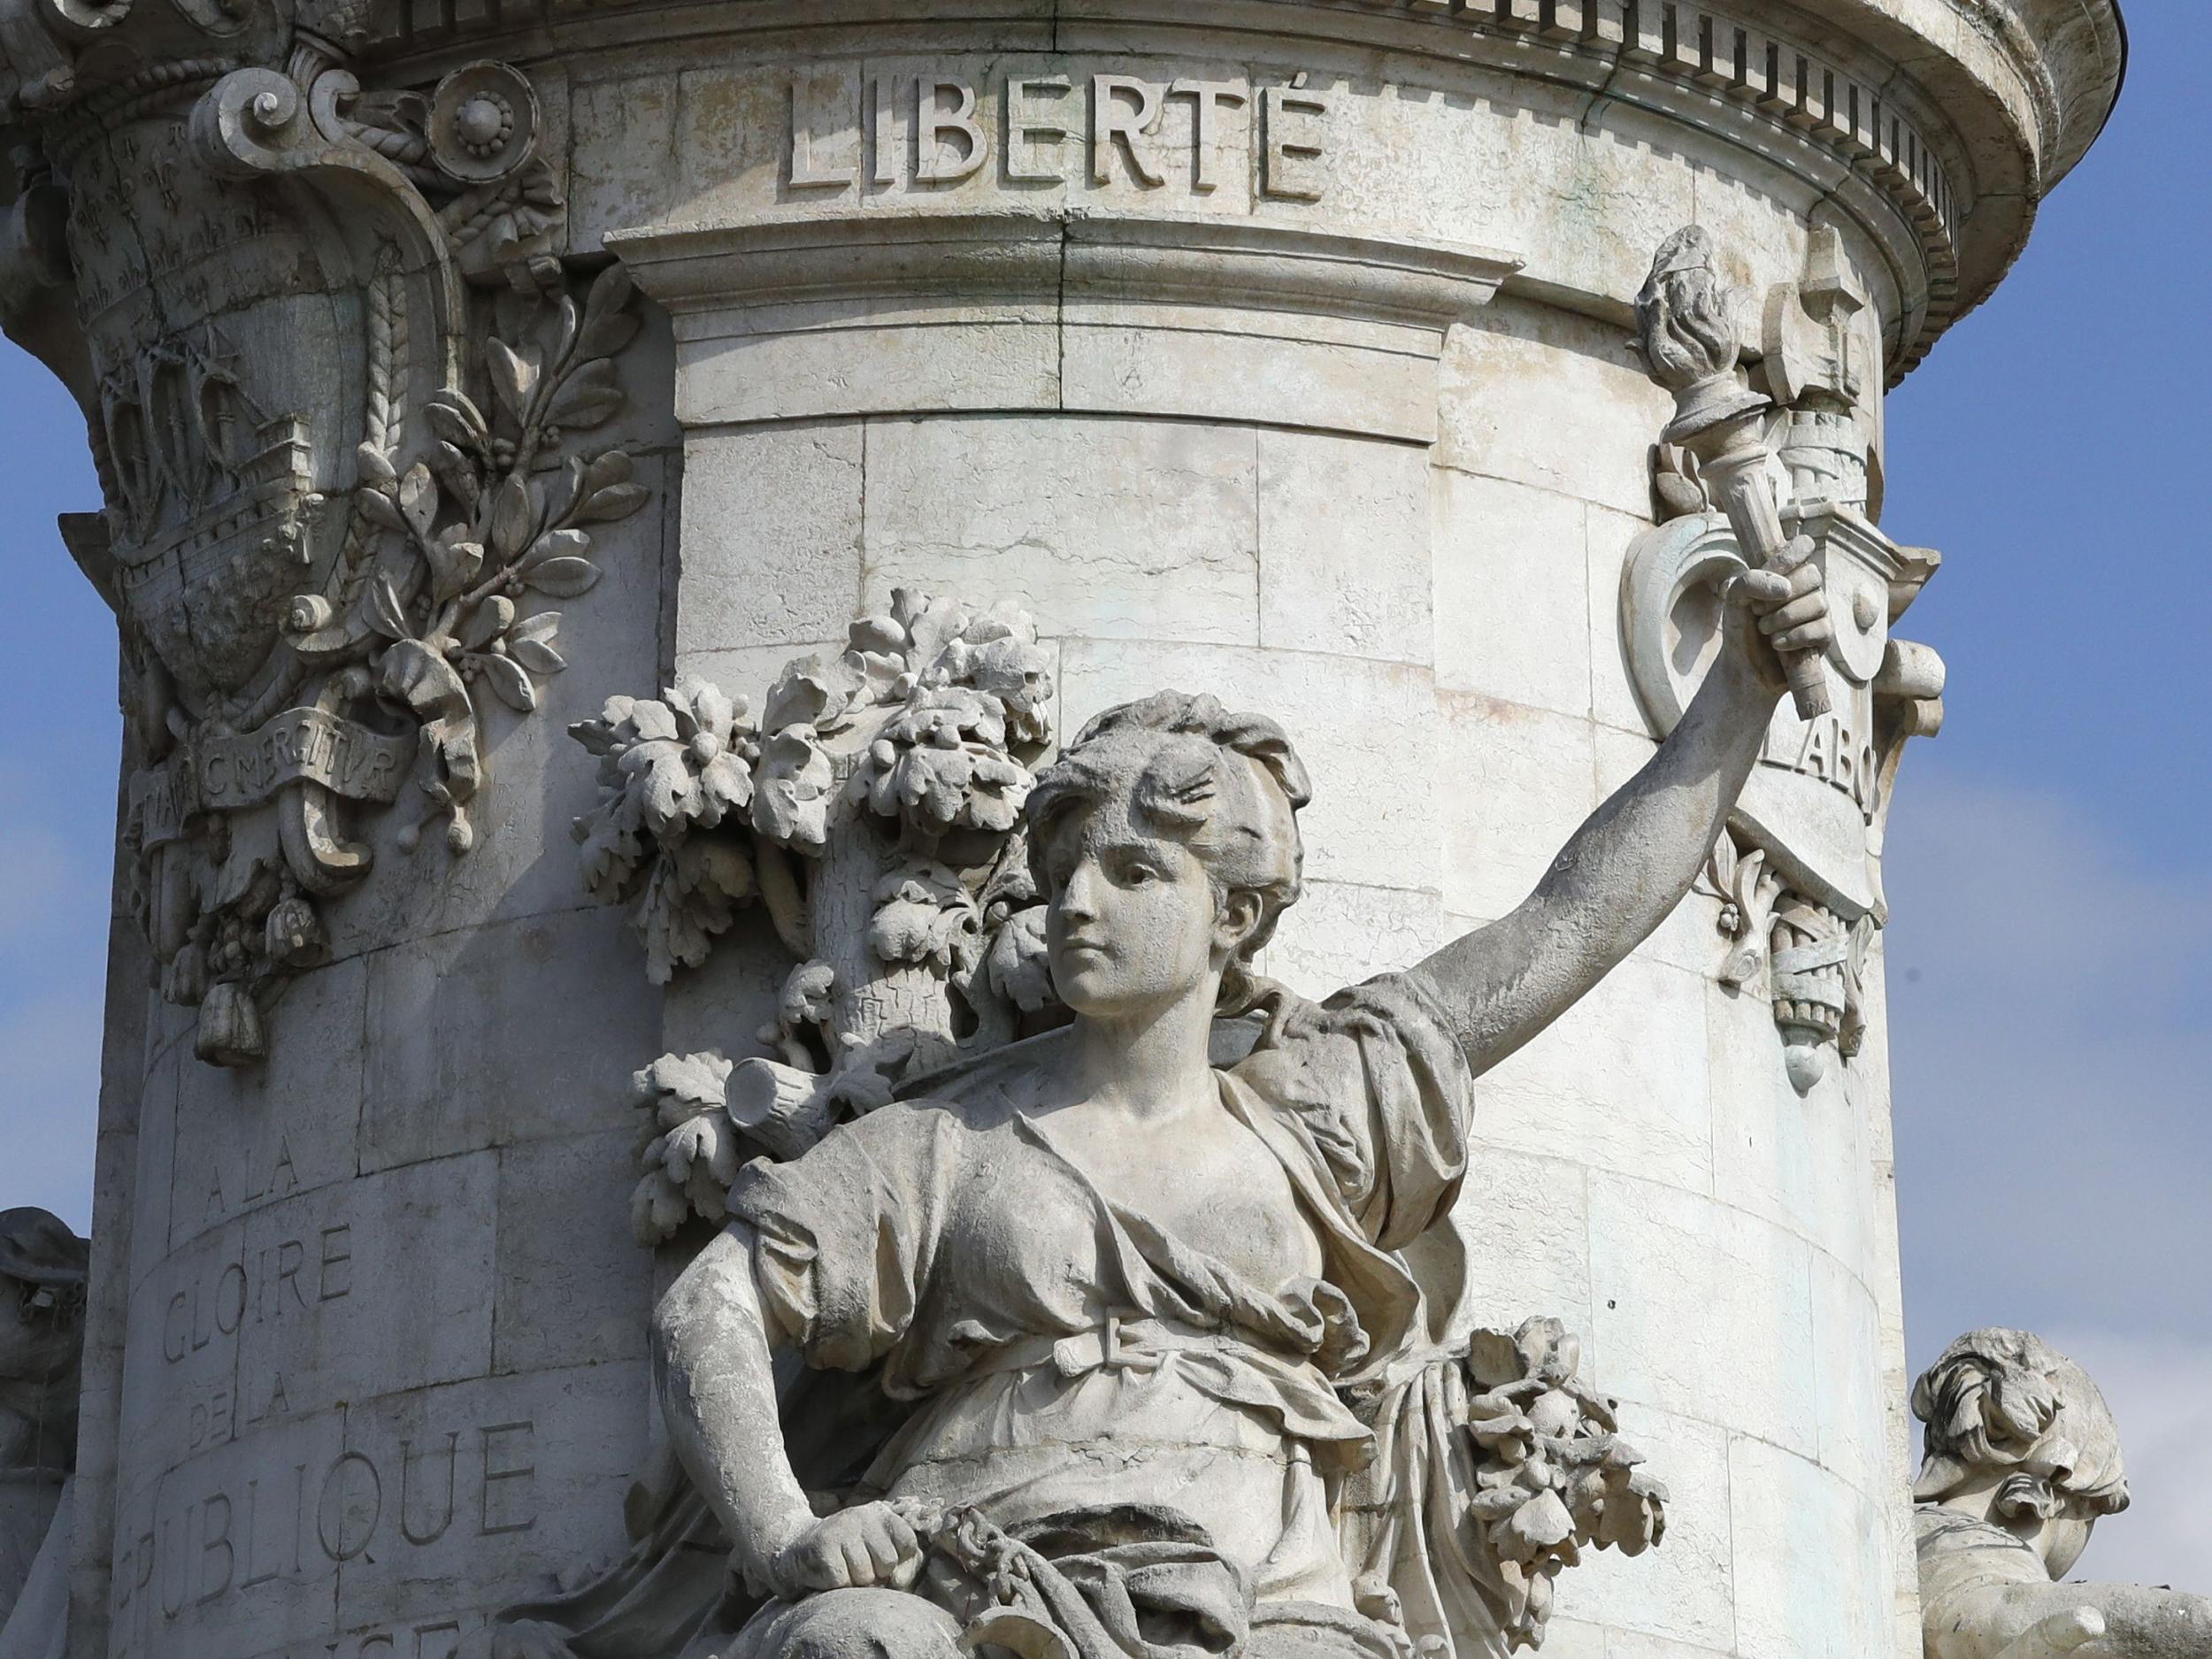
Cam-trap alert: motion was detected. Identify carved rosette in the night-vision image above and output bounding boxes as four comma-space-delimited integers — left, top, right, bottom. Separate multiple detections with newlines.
1629, 227, 1946, 1094
2, 0, 649, 1065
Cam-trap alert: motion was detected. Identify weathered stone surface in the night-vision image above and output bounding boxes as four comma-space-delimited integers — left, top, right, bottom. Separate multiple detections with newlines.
0, 3, 2127, 1655
1484, 958, 1717, 1198
1256, 431, 1432, 663
1591, 1173, 1818, 1457
1732, 1436, 1892, 1659
1260, 878, 1452, 999
358, 907, 660, 1171
864, 417, 1262, 647
676, 424, 866, 657
1435, 471, 1593, 717
1562, 1405, 1737, 1653
1439, 303, 1673, 522
1447, 1146, 1593, 1346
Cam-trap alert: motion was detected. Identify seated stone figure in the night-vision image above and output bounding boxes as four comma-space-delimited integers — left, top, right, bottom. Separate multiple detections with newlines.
0, 1206, 88, 1659
1914, 1328, 2212, 1659
643, 554, 1832, 1659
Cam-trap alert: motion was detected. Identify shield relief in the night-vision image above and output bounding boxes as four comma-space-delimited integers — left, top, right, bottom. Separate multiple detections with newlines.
18, 8, 641, 1065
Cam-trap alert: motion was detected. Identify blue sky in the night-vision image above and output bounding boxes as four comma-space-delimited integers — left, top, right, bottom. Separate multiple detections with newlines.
3, 0, 2202, 1596
1874, 0, 2212, 1594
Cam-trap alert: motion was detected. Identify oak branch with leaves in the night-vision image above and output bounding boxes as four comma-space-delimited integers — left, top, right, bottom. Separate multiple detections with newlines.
292, 262, 650, 852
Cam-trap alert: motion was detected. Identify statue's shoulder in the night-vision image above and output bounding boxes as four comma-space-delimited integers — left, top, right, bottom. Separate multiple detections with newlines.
1914, 1506, 2049, 1594
834, 1091, 1004, 1150
891, 1016, 1277, 1107
860, 1087, 1023, 1141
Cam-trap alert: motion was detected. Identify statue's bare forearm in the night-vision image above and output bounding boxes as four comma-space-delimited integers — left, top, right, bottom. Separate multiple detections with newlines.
2054, 1585, 2212, 1657
652, 1225, 816, 1581
1945, 1582, 2212, 1659
1410, 642, 1779, 1074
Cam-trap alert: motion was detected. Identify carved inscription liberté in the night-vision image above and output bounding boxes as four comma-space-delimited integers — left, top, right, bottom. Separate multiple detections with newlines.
789, 69, 1331, 199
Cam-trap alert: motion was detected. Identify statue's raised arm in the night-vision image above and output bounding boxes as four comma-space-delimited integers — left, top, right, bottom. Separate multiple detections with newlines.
648, 676, 1690, 1659
1407, 542, 1825, 1074
614, 229, 1832, 1659
1406, 227, 1832, 1076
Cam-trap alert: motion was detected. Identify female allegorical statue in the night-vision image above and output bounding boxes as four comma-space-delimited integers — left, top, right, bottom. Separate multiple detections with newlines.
643, 525, 1834, 1659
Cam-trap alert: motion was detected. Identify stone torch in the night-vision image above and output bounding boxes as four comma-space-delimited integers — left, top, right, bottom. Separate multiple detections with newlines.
1636, 227, 1831, 719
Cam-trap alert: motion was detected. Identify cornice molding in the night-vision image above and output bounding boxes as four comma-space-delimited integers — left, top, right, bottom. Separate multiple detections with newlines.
4, 0, 2122, 375
346, 0, 2118, 379
610, 208, 1519, 437
610, 209, 1520, 330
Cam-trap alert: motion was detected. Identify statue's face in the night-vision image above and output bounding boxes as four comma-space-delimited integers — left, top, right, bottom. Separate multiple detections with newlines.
1039, 804, 1223, 1020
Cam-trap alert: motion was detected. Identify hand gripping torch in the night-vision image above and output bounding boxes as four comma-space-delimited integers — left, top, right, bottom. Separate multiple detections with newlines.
1636, 226, 1831, 720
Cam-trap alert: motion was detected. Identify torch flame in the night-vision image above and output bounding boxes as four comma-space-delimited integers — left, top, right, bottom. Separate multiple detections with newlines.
1636, 226, 1743, 393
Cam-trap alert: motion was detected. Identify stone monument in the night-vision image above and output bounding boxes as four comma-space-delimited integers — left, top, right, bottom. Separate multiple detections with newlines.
0, 4, 2127, 1658
1911, 1329, 2212, 1659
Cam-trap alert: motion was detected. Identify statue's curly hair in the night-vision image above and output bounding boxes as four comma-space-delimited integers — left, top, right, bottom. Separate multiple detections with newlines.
1911, 1328, 2130, 1522
1025, 691, 1311, 1016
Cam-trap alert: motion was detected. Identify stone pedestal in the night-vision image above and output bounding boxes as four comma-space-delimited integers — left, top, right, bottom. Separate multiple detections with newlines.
0, 4, 2123, 1658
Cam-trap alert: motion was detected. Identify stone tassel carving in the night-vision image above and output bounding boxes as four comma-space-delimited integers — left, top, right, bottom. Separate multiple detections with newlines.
1913, 1330, 2212, 1658
1, 0, 650, 1065
1694, 834, 1879, 1092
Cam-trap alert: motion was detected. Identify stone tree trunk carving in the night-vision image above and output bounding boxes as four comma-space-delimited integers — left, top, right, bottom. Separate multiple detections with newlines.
571, 589, 1057, 1240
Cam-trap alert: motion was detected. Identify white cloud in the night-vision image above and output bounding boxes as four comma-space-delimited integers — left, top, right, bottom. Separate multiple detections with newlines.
2043, 1327, 2212, 1595
1883, 773, 2212, 1030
